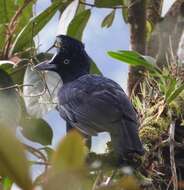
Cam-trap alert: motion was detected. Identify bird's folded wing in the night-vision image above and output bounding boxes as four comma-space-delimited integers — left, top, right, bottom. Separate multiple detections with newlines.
58, 75, 138, 135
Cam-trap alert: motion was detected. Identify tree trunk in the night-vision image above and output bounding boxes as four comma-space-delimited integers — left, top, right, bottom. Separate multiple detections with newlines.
147, 0, 184, 67
146, 0, 163, 57
127, 0, 146, 97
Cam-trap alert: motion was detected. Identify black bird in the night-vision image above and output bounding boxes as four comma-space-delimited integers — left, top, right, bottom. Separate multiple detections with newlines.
34, 35, 144, 160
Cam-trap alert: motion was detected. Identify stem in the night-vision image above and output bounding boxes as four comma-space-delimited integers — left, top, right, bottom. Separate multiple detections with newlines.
2, 0, 34, 58
169, 122, 178, 190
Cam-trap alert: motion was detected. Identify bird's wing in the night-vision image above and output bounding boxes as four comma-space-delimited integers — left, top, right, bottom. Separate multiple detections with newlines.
58, 75, 138, 136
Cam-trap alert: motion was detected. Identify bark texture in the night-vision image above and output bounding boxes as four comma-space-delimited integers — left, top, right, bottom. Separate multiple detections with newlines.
147, 0, 184, 67
127, 0, 146, 97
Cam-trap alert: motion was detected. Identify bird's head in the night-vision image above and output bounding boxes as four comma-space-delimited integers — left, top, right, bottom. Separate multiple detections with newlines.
34, 35, 91, 83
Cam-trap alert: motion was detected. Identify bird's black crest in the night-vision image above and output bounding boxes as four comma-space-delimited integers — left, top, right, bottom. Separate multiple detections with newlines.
56, 35, 84, 54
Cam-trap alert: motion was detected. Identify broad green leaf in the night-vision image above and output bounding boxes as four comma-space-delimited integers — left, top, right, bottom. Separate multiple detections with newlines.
52, 131, 86, 172
11, 0, 64, 53
0, 125, 32, 190
108, 50, 159, 71
0, 69, 21, 127
0, 0, 34, 51
67, 9, 91, 41
15, 1, 34, 35
101, 10, 115, 28
53, 0, 73, 13
75, 1, 85, 15
23, 65, 62, 118
0, 0, 16, 24
2, 177, 12, 190
21, 117, 53, 145
95, 0, 123, 8
0, 25, 6, 49
167, 83, 184, 104
0, 0, 16, 49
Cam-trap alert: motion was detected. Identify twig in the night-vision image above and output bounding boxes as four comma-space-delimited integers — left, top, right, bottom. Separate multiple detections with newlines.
29, 160, 50, 166
166, 177, 173, 190
23, 143, 48, 171
169, 122, 178, 190
92, 171, 103, 190
104, 170, 117, 185
2, 0, 34, 58
0, 84, 33, 91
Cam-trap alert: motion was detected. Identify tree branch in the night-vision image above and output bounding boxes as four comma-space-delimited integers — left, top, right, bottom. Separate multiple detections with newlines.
2, 0, 34, 58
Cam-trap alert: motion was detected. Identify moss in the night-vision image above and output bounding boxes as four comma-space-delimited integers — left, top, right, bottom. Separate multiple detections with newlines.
139, 126, 159, 143
139, 117, 170, 145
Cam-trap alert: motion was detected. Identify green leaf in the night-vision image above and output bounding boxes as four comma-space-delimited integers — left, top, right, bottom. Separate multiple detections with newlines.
108, 51, 164, 85
165, 78, 177, 99
0, 0, 34, 51
0, 125, 32, 190
101, 10, 115, 28
146, 20, 153, 34
21, 117, 53, 145
15, 1, 34, 35
2, 177, 12, 190
167, 83, 184, 104
0, 59, 29, 85
52, 131, 86, 172
108, 50, 159, 71
67, 9, 91, 41
121, 0, 129, 23
0, 69, 21, 127
89, 58, 102, 75
11, 0, 64, 53
122, 7, 128, 23
95, 0, 123, 8
0, 0, 16, 49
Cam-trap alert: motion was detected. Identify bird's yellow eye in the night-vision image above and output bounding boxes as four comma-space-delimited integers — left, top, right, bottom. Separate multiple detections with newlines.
64, 59, 70, 64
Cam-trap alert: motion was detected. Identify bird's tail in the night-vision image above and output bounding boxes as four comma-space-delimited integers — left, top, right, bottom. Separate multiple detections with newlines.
110, 119, 144, 158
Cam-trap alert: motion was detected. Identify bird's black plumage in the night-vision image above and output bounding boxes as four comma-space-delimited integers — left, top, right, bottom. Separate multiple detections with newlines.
35, 35, 144, 159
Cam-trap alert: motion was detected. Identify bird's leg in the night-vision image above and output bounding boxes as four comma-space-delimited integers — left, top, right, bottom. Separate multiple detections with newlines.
66, 122, 91, 150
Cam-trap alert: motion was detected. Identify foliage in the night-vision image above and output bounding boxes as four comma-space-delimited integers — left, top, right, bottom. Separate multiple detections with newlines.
109, 50, 184, 189
0, 0, 183, 190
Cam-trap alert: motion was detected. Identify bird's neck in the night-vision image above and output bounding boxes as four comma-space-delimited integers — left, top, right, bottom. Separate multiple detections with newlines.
61, 70, 89, 84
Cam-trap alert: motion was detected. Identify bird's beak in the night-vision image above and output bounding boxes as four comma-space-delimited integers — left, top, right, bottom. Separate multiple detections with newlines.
34, 61, 57, 71
34, 53, 58, 71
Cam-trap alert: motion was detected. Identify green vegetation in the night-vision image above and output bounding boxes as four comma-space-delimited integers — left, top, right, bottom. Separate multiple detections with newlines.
0, 0, 184, 190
